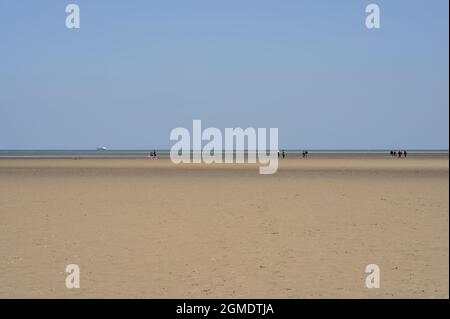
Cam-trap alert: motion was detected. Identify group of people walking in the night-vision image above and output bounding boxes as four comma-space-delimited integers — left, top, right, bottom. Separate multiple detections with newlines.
278, 150, 286, 158
277, 150, 408, 158
146, 149, 408, 159
390, 150, 407, 158
277, 150, 309, 158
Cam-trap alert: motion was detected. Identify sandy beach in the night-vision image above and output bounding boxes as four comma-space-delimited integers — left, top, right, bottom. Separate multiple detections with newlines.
0, 158, 448, 298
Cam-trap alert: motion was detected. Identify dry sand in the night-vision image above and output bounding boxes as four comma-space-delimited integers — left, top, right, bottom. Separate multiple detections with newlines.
0, 158, 448, 298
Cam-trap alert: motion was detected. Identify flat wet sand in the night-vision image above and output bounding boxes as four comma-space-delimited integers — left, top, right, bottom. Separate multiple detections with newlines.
0, 158, 448, 298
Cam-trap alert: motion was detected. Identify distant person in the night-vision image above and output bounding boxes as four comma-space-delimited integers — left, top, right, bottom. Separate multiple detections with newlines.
282, 150, 286, 159
393, 151, 397, 157
390, 150, 394, 157
404, 150, 407, 158
398, 151, 402, 158
278, 151, 280, 158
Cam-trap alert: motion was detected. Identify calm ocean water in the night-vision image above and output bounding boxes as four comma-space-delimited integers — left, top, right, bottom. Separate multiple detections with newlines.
0, 150, 447, 159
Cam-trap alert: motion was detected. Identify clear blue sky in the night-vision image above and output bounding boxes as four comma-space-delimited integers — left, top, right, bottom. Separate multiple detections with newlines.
0, 0, 448, 149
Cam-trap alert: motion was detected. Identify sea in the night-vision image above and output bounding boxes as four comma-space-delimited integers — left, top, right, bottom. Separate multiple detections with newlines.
0, 150, 447, 159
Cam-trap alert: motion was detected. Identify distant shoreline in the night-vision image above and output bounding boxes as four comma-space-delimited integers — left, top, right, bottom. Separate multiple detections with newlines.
0, 150, 448, 159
